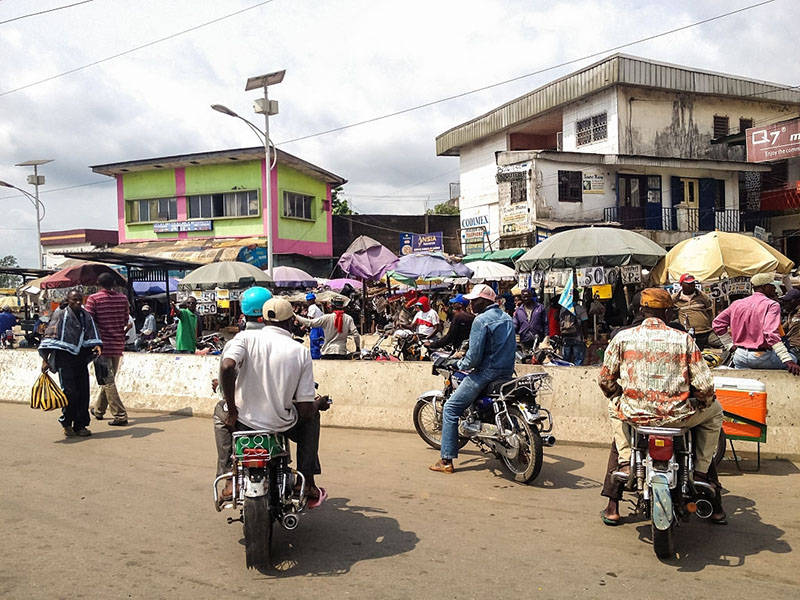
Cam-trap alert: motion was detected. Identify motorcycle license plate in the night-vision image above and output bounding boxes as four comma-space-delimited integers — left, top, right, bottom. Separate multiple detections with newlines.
234, 433, 286, 460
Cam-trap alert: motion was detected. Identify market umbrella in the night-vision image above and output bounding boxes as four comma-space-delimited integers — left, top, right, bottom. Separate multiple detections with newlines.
465, 260, 517, 282
133, 278, 179, 296
180, 261, 272, 290
651, 231, 795, 283
337, 235, 398, 280
40, 262, 127, 290
272, 266, 317, 288
515, 227, 666, 271
325, 278, 363, 291
393, 252, 474, 279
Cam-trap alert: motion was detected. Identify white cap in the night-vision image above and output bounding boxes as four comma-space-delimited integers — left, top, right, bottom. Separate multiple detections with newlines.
464, 283, 496, 302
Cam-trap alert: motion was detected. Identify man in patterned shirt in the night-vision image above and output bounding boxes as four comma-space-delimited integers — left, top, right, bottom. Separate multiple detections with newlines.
598, 288, 724, 525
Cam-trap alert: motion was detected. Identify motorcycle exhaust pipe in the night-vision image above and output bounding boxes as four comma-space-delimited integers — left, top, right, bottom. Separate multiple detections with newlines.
694, 499, 714, 519
542, 435, 556, 447
281, 513, 300, 530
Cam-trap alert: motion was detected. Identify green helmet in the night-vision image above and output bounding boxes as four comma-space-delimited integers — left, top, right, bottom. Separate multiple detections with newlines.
240, 286, 272, 317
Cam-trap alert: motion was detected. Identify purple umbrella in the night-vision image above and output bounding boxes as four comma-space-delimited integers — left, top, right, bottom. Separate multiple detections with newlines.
393, 252, 473, 279
272, 266, 317, 288
326, 278, 363, 291
337, 235, 398, 281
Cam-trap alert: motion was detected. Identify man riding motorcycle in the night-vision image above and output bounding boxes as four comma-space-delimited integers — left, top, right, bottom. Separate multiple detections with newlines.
429, 284, 516, 474
597, 288, 726, 525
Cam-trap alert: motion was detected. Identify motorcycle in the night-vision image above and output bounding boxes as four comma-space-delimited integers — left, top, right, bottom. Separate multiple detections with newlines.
391, 328, 429, 361
614, 424, 722, 559
213, 426, 320, 569
413, 353, 555, 483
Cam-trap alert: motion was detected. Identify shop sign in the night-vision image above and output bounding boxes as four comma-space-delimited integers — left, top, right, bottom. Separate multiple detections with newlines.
237, 245, 268, 269
576, 266, 605, 287
153, 220, 213, 233
501, 203, 530, 235
746, 118, 800, 163
545, 269, 571, 289
400, 232, 444, 254
462, 227, 486, 254
619, 265, 642, 285
197, 302, 217, 315
582, 171, 604, 194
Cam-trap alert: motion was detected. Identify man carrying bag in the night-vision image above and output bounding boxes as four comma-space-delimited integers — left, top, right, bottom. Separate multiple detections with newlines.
39, 289, 103, 438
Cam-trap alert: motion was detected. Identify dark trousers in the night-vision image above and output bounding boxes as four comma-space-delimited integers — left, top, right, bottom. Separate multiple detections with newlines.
601, 441, 721, 501
320, 353, 349, 360
55, 351, 91, 431
213, 400, 322, 481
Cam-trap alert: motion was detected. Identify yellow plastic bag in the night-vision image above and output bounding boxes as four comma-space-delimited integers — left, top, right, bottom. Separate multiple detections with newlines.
30, 373, 68, 411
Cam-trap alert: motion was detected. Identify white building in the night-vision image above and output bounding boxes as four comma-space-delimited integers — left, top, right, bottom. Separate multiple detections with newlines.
41, 229, 118, 269
437, 54, 800, 255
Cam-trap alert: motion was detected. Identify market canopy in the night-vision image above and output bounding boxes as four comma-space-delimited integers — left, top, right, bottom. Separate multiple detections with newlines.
393, 252, 473, 279
180, 261, 272, 290
651, 231, 795, 283
516, 227, 666, 272
133, 278, 179, 296
464, 260, 517, 282
41, 262, 127, 290
337, 235, 398, 281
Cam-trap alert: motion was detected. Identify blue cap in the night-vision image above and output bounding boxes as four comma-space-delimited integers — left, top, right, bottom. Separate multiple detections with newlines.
449, 294, 466, 305
306, 293, 316, 301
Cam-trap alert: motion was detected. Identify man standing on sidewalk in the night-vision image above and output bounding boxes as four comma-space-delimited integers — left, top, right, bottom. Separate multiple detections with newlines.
84, 272, 130, 426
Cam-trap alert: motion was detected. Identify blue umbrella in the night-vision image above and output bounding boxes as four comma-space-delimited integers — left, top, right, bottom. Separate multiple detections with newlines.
393, 252, 473, 279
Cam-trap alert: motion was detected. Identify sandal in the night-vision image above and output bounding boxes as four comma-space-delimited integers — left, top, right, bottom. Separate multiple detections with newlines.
600, 511, 621, 527
307, 486, 328, 510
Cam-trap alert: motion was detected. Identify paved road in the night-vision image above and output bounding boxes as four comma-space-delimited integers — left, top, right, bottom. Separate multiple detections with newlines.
1, 402, 798, 599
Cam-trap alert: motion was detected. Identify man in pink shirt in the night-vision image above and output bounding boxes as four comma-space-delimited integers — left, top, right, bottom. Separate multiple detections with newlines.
713, 272, 800, 375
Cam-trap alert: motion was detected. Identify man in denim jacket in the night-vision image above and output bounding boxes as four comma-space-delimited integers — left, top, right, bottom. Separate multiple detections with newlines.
430, 284, 516, 474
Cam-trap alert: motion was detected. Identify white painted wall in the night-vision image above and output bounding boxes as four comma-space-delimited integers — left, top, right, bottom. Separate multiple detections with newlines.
43, 243, 99, 269
561, 88, 619, 154
458, 131, 507, 249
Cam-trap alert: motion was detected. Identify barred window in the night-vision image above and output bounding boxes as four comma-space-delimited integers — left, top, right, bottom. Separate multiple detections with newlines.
510, 176, 527, 204
739, 118, 753, 133
558, 170, 583, 202
576, 112, 607, 146
713, 115, 730, 138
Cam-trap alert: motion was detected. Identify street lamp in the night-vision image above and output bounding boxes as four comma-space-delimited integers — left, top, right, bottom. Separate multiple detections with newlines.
14, 159, 53, 269
0, 177, 48, 269
211, 69, 285, 279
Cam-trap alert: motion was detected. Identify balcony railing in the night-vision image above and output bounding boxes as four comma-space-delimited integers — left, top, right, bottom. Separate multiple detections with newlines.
603, 206, 771, 234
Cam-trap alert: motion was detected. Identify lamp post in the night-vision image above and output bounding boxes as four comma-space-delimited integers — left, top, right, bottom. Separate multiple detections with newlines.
13, 159, 53, 269
212, 69, 285, 280
0, 176, 48, 269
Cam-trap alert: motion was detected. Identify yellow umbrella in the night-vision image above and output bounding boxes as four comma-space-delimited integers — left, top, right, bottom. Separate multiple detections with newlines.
651, 231, 794, 283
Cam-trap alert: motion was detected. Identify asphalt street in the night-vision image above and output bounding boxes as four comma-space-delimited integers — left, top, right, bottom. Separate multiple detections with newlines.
1, 401, 798, 599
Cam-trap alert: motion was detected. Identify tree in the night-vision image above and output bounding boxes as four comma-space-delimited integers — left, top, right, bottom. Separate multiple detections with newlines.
0, 255, 22, 288
331, 186, 357, 215
425, 201, 459, 216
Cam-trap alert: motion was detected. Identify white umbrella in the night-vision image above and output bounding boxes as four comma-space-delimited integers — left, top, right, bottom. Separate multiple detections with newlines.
180, 261, 273, 290
466, 260, 517, 282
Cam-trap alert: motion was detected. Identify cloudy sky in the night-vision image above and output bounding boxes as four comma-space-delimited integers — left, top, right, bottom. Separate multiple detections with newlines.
1, 0, 798, 266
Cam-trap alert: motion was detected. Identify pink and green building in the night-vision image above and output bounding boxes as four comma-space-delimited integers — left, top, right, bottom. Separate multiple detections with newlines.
91, 147, 346, 265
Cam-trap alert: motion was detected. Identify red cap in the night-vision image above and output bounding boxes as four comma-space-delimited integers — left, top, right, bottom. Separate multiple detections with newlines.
679, 274, 696, 284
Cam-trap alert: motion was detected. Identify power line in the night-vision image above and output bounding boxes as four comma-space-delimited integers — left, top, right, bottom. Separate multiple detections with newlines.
277, 0, 779, 145
0, 0, 94, 26
0, 179, 112, 202
0, 0, 276, 97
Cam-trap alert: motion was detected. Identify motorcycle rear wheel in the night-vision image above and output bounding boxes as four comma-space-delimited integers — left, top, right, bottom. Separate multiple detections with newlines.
244, 495, 273, 570
413, 399, 469, 451
652, 521, 675, 559
500, 407, 543, 484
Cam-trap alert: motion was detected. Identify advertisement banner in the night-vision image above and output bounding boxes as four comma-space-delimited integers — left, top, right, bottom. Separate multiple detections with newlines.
237, 245, 268, 269
413, 232, 444, 252
582, 171, 604, 194
460, 208, 491, 254
399, 233, 414, 255
746, 118, 800, 163
501, 203, 530, 235
153, 220, 213, 233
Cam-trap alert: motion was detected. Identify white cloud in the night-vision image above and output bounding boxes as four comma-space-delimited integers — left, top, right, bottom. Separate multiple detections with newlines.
1, 0, 798, 265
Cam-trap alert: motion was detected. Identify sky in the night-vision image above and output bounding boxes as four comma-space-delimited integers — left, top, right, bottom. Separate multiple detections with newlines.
1, 0, 799, 267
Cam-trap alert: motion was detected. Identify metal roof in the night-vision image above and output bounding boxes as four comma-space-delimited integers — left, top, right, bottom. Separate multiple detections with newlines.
0, 267, 55, 280
90, 147, 347, 186
59, 251, 201, 271
436, 53, 800, 156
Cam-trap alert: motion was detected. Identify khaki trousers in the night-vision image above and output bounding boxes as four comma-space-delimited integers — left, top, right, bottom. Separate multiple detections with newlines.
610, 400, 723, 473
92, 355, 127, 421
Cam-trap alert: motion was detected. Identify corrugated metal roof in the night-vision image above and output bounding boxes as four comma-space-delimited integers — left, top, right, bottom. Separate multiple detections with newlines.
436, 54, 800, 156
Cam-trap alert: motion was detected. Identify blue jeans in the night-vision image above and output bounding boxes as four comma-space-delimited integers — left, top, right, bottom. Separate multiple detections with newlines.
562, 339, 585, 366
309, 327, 324, 359
733, 347, 795, 370
440, 369, 508, 460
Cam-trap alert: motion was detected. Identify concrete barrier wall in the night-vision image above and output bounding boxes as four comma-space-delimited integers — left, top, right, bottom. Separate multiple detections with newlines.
2, 350, 798, 457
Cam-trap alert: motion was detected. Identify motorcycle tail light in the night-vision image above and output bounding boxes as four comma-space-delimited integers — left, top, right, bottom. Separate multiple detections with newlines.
243, 459, 267, 468
648, 436, 674, 461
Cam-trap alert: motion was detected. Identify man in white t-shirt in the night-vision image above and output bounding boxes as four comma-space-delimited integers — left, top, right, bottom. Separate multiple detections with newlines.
219, 297, 330, 504
411, 296, 440, 338
124, 313, 137, 351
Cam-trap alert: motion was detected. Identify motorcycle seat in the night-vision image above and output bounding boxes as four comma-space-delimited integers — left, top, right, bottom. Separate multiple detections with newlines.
485, 377, 514, 396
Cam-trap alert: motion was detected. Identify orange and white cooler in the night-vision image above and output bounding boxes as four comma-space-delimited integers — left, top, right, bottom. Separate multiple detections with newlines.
713, 376, 767, 442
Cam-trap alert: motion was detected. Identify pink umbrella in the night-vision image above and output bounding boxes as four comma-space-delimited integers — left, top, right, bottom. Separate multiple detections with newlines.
272, 266, 317, 288
326, 278, 362, 291
337, 236, 398, 281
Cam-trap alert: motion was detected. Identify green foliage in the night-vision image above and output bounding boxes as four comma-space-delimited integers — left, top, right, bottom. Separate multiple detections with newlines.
0, 255, 21, 288
425, 201, 460, 216
331, 186, 356, 215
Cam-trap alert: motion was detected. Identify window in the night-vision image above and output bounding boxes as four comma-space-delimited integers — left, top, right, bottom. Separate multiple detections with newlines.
713, 180, 726, 211
739, 118, 753, 133
187, 190, 259, 219
129, 198, 177, 223
647, 175, 662, 205
557, 170, 582, 202
510, 176, 527, 204
283, 191, 315, 220
575, 112, 607, 146
713, 115, 729, 138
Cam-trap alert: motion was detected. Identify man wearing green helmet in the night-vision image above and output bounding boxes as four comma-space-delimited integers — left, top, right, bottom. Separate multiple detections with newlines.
213, 286, 272, 500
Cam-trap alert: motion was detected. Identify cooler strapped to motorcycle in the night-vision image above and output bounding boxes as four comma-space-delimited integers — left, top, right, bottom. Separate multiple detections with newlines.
233, 432, 288, 460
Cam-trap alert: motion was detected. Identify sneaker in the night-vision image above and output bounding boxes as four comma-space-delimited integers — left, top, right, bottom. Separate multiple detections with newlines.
108, 419, 129, 426
63, 426, 76, 437
90, 408, 104, 420
74, 428, 92, 437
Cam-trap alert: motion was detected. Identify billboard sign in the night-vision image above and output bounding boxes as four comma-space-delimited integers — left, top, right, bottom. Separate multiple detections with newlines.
399, 232, 444, 254
153, 220, 213, 233
746, 118, 800, 163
